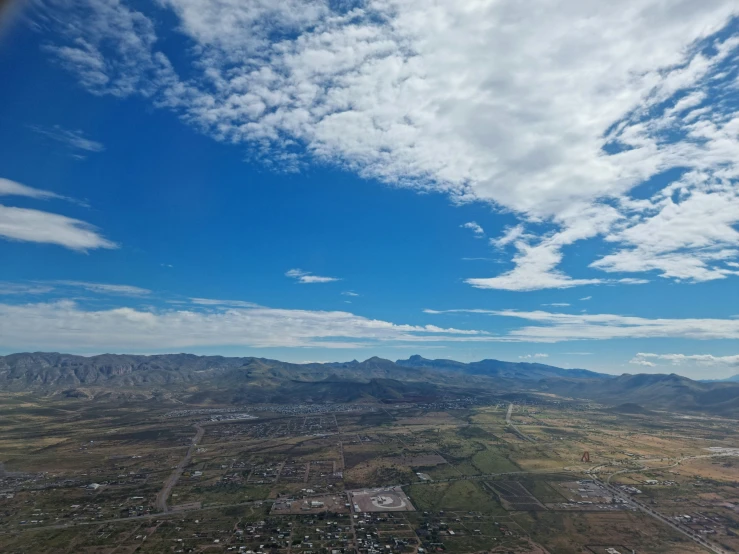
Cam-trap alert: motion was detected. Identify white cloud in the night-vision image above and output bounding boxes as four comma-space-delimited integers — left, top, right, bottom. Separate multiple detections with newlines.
28, 124, 104, 156
36, 0, 171, 98
0, 300, 488, 350
0, 282, 54, 295
543, 303, 570, 307
617, 278, 650, 285
36, 0, 739, 289
0, 178, 65, 201
592, 180, 739, 282
519, 353, 548, 359
190, 297, 261, 308
466, 239, 602, 291
629, 352, 739, 378
580, 296, 592, 301
55, 281, 151, 296
461, 221, 484, 237
425, 308, 739, 342
0, 177, 84, 207
630, 352, 739, 366
467, 204, 621, 290
499, 310, 739, 342
342, 291, 359, 297
665, 90, 707, 116
491, 225, 527, 249
630, 358, 656, 367
0, 205, 117, 251
286, 268, 340, 283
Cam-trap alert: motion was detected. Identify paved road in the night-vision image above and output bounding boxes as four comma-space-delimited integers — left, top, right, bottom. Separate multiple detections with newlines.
594, 451, 739, 554
154, 423, 204, 512
505, 402, 535, 442
402, 468, 573, 487
5, 498, 273, 535
605, 452, 738, 484
346, 491, 360, 554
598, 478, 728, 554
407, 452, 732, 554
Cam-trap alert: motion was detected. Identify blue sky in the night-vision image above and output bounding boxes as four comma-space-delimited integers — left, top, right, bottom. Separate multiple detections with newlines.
1, 0, 739, 378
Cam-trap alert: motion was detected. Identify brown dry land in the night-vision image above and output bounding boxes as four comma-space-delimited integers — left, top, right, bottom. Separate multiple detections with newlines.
1, 393, 737, 553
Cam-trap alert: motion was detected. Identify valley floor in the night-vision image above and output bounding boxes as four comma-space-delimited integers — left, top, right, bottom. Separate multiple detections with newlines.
1, 394, 738, 554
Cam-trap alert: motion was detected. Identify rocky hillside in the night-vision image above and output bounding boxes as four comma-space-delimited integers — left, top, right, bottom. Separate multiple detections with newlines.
2, 352, 739, 415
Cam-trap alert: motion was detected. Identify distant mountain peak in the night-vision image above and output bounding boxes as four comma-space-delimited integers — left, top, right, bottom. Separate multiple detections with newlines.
2, 352, 738, 416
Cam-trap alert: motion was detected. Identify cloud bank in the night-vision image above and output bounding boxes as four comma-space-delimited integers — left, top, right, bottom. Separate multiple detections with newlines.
0, 299, 486, 350
34, 0, 739, 288
425, 308, 739, 342
631, 352, 739, 367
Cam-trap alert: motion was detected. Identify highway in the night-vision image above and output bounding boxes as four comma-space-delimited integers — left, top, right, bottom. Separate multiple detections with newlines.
6, 498, 273, 535
598, 478, 728, 554
154, 423, 204, 512
505, 402, 535, 442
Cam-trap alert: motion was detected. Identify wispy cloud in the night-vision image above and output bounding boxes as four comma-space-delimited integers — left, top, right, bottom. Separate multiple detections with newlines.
0, 205, 116, 251
0, 282, 54, 295
425, 308, 739, 342
190, 297, 260, 308
342, 291, 359, 297
617, 278, 649, 285
543, 302, 570, 307
491, 225, 527, 249
1, 178, 60, 200
1, 280, 150, 297
629, 352, 739, 378
461, 221, 484, 237
519, 353, 548, 359
630, 352, 739, 367
580, 296, 592, 301
286, 268, 340, 284
29, 124, 104, 158
630, 358, 656, 367
55, 281, 150, 296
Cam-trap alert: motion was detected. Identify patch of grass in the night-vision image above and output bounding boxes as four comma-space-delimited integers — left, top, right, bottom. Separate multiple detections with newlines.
408, 480, 506, 514
457, 425, 498, 440
471, 448, 519, 474
426, 460, 480, 480
358, 412, 395, 426
517, 478, 567, 503
442, 535, 502, 553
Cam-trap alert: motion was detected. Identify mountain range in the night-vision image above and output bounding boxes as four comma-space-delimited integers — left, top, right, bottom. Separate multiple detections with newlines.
1, 352, 738, 416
